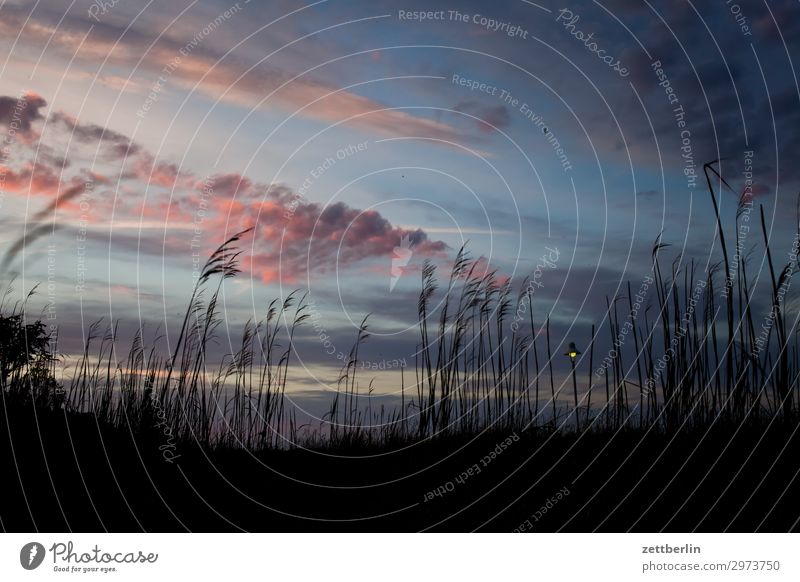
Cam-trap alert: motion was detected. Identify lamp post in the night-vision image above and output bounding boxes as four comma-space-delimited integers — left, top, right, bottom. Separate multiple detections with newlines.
565, 342, 581, 430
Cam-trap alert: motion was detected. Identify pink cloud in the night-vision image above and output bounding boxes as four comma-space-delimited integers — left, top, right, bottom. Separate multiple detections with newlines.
0, 163, 60, 195
183, 174, 450, 284
126, 153, 192, 189
0, 9, 470, 146
0, 88, 452, 284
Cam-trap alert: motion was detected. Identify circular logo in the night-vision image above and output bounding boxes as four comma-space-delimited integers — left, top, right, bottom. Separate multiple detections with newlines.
20, 542, 46, 570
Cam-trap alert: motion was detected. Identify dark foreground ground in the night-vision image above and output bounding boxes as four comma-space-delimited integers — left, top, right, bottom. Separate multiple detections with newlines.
2, 403, 799, 532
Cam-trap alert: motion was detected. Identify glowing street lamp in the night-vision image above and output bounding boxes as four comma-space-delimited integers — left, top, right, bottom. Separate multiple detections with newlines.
566, 342, 581, 361
564, 342, 581, 430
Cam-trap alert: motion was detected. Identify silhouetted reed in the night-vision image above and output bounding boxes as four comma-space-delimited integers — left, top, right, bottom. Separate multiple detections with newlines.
3, 161, 800, 450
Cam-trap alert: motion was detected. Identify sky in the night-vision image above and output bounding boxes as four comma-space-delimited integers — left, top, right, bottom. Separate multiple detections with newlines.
1, 0, 799, 412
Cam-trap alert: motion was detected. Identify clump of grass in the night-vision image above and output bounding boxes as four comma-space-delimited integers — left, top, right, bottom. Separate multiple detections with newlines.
3, 162, 800, 450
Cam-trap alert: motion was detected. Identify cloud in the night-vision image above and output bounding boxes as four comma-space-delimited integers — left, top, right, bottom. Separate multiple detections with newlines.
453, 101, 511, 133
196, 175, 450, 283
0, 91, 47, 137
125, 152, 191, 189
753, 3, 800, 39
0, 5, 471, 147
50, 111, 141, 160
0, 162, 107, 225
29, 105, 191, 188
1, 92, 452, 285
0, 162, 61, 195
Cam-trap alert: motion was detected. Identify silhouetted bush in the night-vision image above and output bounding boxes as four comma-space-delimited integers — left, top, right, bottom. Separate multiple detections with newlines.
0, 311, 61, 409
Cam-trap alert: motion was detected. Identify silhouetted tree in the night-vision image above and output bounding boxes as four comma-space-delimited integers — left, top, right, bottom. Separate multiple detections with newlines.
0, 313, 59, 408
